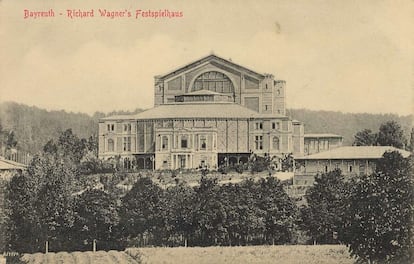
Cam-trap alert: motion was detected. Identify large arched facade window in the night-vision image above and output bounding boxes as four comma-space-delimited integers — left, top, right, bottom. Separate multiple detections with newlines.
108, 139, 114, 152
192, 71, 234, 94
272, 136, 280, 151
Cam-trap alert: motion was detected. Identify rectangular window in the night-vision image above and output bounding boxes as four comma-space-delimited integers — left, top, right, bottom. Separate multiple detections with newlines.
255, 135, 263, 150
123, 137, 131, 151
200, 136, 207, 150
255, 122, 263, 130
181, 137, 188, 148
162, 136, 168, 150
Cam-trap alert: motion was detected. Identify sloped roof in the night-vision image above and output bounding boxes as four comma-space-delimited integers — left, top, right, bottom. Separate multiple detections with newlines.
304, 133, 343, 138
0, 157, 26, 170
159, 54, 265, 80
296, 146, 411, 160
102, 102, 265, 120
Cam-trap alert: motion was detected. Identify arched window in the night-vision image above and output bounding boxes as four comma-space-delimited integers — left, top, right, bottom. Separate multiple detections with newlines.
272, 137, 280, 150
193, 71, 234, 94
108, 139, 114, 152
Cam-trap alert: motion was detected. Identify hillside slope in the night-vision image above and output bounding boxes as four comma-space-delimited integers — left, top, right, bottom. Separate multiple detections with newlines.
0, 102, 144, 154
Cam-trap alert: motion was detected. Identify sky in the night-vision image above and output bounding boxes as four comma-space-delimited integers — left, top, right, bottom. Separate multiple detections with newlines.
0, 0, 413, 116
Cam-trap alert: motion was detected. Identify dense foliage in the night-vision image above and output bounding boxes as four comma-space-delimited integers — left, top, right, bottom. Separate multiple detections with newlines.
300, 169, 348, 244
353, 120, 408, 149
117, 175, 298, 247
342, 152, 413, 263
2, 119, 413, 264
4, 130, 300, 252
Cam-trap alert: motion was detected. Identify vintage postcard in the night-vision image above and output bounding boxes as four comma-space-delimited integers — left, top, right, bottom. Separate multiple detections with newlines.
0, 0, 413, 263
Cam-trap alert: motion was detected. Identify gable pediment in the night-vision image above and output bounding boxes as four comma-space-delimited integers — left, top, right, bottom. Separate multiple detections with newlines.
159, 54, 265, 81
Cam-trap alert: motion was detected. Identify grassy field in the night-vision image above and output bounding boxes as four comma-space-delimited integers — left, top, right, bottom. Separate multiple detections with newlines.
128, 245, 355, 264
21, 250, 141, 264
19, 245, 354, 264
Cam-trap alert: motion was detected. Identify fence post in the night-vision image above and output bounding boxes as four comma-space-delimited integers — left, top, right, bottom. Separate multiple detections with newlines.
93, 239, 96, 252
45, 241, 48, 254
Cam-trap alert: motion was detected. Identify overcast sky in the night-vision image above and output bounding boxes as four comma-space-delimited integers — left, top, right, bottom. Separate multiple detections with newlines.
1, 0, 413, 116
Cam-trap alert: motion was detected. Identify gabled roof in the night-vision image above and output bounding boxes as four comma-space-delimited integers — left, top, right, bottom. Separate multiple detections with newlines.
304, 133, 343, 138
101, 102, 286, 120
0, 157, 26, 170
159, 54, 265, 80
296, 146, 411, 160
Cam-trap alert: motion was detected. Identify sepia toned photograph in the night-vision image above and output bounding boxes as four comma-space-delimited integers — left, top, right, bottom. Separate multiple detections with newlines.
0, 0, 413, 263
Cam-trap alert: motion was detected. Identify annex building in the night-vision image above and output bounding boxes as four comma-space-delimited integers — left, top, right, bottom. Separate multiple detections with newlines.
286, 146, 412, 197
99, 54, 309, 170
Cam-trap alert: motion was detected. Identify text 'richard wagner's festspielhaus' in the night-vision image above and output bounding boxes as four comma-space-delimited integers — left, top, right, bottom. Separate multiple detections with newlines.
23, 9, 184, 19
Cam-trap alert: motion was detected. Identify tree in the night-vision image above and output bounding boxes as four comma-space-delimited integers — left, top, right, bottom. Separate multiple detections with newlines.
4, 173, 40, 253
301, 169, 347, 244
231, 179, 265, 246
72, 189, 121, 251
353, 129, 377, 146
5, 152, 77, 253
31, 153, 77, 252
343, 151, 413, 263
248, 154, 272, 173
3, 130, 18, 160
376, 121, 406, 149
162, 183, 195, 247
408, 127, 414, 152
6, 130, 18, 149
43, 139, 58, 154
281, 153, 294, 172
119, 177, 165, 246
57, 129, 86, 163
192, 177, 228, 246
256, 177, 297, 245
